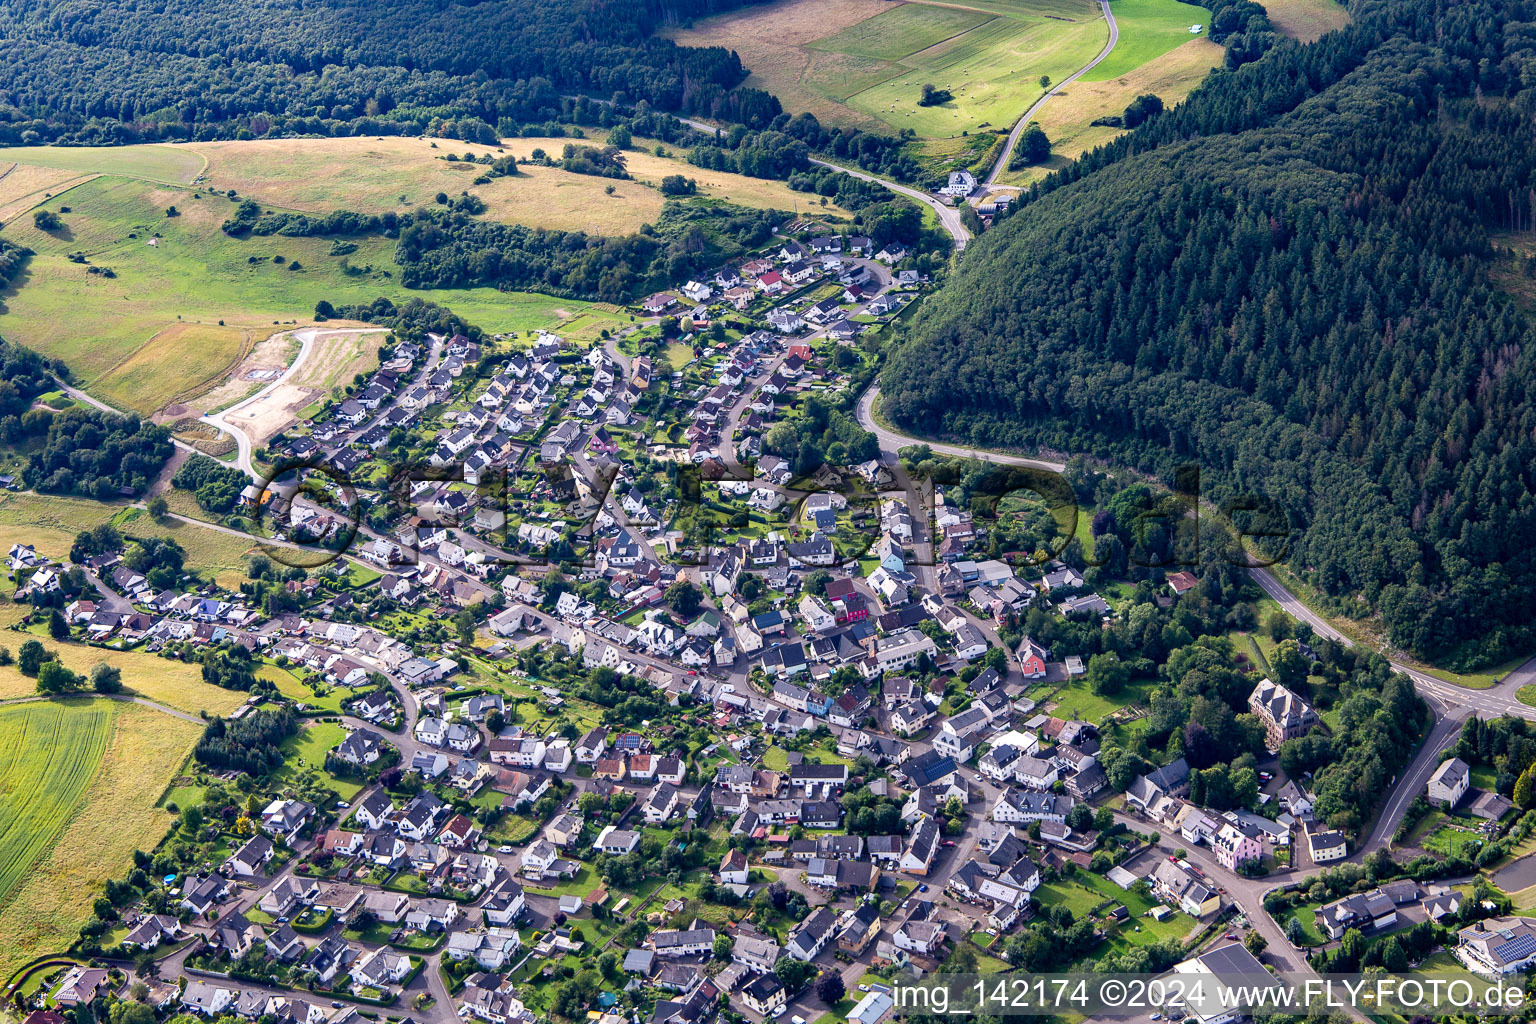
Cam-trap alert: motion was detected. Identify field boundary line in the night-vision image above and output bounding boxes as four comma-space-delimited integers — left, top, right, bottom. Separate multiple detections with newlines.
984, 0, 1117, 183
0, 701, 117, 913
1, 173, 101, 224
95, 321, 256, 412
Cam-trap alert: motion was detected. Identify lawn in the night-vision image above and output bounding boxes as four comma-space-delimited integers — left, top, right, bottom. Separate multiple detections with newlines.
1420, 822, 1486, 860
0, 640, 248, 717
261, 663, 347, 715
1278, 902, 1326, 947
272, 720, 361, 799
0, 700, 202, 980
1032, 673, 1157, 727
1082, 0, 1210, 81
1034, 879, 1111, 919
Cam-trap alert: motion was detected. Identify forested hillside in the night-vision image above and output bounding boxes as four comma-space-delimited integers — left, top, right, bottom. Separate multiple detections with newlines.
883, 0, 1536, 668
0, 0, 782, 144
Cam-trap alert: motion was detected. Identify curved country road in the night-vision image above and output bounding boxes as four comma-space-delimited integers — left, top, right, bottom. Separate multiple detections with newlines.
202, 326, 385, 479
855, 380, 1536, 853
674, 114, 973, 249
808, 157, 973, 250
986, 0, 1120, 185
855, 383, 1063, 472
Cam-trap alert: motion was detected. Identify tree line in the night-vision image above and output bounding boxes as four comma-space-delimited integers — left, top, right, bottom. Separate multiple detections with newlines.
0, 0, 785, 145
883, 0, 1536, 668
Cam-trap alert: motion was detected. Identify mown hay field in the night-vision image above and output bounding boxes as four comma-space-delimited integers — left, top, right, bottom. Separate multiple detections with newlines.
0, 700, 202, 980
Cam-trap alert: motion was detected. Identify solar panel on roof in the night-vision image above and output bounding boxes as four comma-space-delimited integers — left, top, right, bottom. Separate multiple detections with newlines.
1492, 932, 1536, 963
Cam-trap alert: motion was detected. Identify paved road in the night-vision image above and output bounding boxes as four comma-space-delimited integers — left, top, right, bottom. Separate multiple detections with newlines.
854, 384, 1065, 472
674, 114, 972, 249
984, 0, 1120, 186
809, 158, 972, 250
203, 326, 387, 479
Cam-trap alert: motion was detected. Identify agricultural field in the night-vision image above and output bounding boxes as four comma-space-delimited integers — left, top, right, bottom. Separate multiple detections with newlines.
0, 639, 247, 716
1259, 0, 1349, 41
0, 492, 261, 591
0, 138, 790, 415
1080, 0, 1210, 81
0, 162, 91, 225
0, 699, 202, 980
186, 136, 833, 231
668, 0, 1107, 139
999, 38, 1222, 183
0, 700, 116, 909
0, 144, 205, 184
0, 176, 569, 414
846, 9, 1107, 137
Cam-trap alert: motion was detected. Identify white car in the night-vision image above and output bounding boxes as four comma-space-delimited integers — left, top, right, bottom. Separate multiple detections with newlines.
793, 1016, 807, 1024
498, 845, 513, 854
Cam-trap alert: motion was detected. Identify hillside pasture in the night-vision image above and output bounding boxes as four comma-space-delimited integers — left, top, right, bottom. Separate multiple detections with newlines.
0, 700, 202, 980
0, 173, 625, 415
808, 4, 994, 60
1081, 0, 1211, 81
846, 11, 1106, 137
999, 38, 1222, 184
0, 163, 92, 225
487, 137, 846, 216
0, 144, 205, 184
667, 0, 898, 132
187, 135, 831, 229
669, 0, 1106, 139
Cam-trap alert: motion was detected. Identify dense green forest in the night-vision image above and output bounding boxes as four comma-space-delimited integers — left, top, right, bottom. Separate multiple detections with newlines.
882, 0, 1536, 669
0, 0, 782, 144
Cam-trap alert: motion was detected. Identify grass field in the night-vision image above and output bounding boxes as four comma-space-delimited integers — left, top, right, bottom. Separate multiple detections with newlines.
194, 136, 834, 228
0, 699, 202, 980
1032, 673, 1157, 725
0, 172, 632, 414
489, 137, 846, 216
0, 162, 91, 225
272, 720, 360, 798
0, 492, 260, 591
0, 144, 206, 184
0, 700, 116, 909
848, 13, 1108, 137
808, 4, 994, 60
0, 138, 785, 414
0, 641, 248, 716
1083, 0, 1210, 81
668, 0, 1107, 138
1258, 0, 1348, 41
